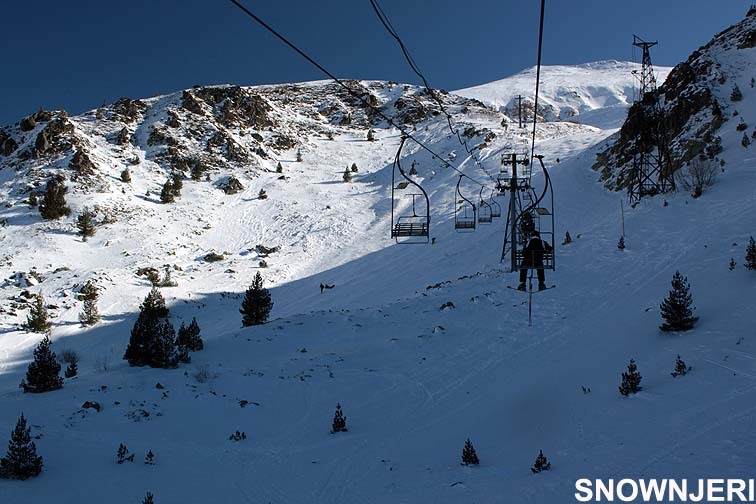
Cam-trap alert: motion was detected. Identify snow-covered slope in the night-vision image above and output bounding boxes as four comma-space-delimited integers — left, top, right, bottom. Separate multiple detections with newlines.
455, 60, 672, 129
0, 31, 755, 503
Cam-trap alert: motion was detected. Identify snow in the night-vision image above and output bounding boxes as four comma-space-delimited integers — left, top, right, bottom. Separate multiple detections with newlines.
455, 60, 672, 129
1, 54, 756, 504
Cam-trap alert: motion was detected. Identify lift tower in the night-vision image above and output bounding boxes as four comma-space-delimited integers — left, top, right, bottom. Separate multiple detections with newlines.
628, 35, 674, 206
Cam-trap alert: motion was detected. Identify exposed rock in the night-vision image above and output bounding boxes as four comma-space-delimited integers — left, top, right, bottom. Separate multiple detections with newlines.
116, 127, 131, 145
220, 176, 244, 195
33, 115, 75, 157
69, 149, 97, 175
19, 115, 36, 131
81, 401, 102, 412
0, 131, 18, 156
204, 252, 225, 262
111, 97, 146, 123
181, 89, 207, 115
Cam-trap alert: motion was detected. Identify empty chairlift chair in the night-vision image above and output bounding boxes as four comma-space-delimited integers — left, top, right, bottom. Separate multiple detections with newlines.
454, 175, 476, 232
489, 190, 502, 218
391, 137, 430, 244
478, 187, 493, 224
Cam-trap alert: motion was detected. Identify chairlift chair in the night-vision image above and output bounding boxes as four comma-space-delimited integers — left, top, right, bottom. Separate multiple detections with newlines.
454, 175, 476, 232
391, 137, 430, 244
478, 187, 493, 224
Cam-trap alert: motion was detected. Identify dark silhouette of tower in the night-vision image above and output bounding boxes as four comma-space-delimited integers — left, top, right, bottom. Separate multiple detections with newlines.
629, 35, 674, 206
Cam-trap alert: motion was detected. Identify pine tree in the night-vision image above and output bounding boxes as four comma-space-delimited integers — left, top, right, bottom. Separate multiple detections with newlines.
25, 294, 51, 333
296, 148, 303, 162
563, 231, 572, 245
0, 414, 43, 480
240, 272, 273, 327
729, 257, 737, 271
409, 161, 418, 176
121, 168, 132, 183
144, 450, 155, 465
190, 163, 203, 181
731, 83, 743, 102
531, 449, 551, 473
124, 288, 174, 367
350, 162, 358, 173
160, 179, 175, 203
117, 443, 134, 464
64, 360, 78, 378
461, 438, 479, 465
258, 188, 268, 199
659, 271, 698, 331
159, 265, 176, 287
171, 172, 183, 196
331, 403, 347, 433
176, 317, 203, 351
79, 280, 100, 326
745, 237, 756, 270
743, 133, 751, 148
76, 208, 96, 241
671, 354, 691, 377
276, 162, 283, 173
28, 192, 38, 207
619, 358, 642, 396
367, 129, 376, 141
142, 492, 155, 504
343, 167, 352, 183
39, 176, 71, 220
617, 236, 625, 250
21, 336, 63, 393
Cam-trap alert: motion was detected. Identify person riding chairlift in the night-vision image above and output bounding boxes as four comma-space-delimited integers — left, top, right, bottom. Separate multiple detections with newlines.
517, 230, 552, 291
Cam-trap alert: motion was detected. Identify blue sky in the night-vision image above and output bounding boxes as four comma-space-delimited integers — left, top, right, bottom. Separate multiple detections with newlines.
0, 1, 750, 125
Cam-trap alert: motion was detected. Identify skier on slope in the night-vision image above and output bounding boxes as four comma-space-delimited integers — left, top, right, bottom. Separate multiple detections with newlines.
517, 230, 552, 291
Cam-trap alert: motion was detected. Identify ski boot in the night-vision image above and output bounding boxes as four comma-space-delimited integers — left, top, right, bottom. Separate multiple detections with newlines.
538, 282, 547, 291
516, 282, 526, 291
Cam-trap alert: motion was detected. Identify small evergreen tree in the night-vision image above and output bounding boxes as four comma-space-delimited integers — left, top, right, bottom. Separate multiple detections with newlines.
28, 192, 38, 207
190, 163, 203, 181
343, 167, 352, 183
350, 162, 358, 173
160, 179, 175, 203
117, 443, 134, 463
296, 148, 303, 162
367, 129, 376, 141
729, 257, 737, 271
562, 231, 572, 245
531, 449, 551, 473
745, 237, 756, 270
240, 272, 273, 326
144, 450, 155, 465
619, 358, 642, 396
25, 294, 51, 333
743, 133, 751, 148
731, 83, 743, 102
0, 414, 43, 480
79, 280, 100, 326
176, 317, 203, 351
171, 172, 183, 196
659, 271, 698, 331
39, 176, 71, 220
670, 354, 691, 377
159, 265, 176, 287
121, 167, 132, 183
409, 160, 418, 176
331, 403, 347, 433
64, 360, 78, 378
142, 492, 155, 504
276, 162, 283, 173
124, 288, 175, 367
258, 188, 268, 200
617, 236, 625, 250
21, 336, 63, 393
76, 208, 96, 241
461, 438, 479, 465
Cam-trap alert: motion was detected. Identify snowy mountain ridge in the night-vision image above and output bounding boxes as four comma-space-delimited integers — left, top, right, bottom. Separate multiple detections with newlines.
455, 59, 672, 129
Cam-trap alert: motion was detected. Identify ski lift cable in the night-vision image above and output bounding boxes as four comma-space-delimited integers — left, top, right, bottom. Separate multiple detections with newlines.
227, 0, 495, 190
529, 0, 546, 167
368, 0, 497, 184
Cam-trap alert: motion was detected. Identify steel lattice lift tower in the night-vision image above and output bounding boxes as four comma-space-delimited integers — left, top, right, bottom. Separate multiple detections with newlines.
628, 35, 674, 206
